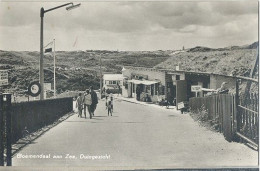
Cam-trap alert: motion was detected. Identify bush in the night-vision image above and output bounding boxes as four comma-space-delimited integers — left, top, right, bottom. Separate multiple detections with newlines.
190, 105, 218, 132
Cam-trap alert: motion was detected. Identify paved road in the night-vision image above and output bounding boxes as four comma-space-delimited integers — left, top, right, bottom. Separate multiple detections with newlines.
12, 98, 258, 168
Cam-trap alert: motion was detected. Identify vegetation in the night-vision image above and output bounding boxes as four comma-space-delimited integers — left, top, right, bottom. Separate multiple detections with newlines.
0, 41, 258, 94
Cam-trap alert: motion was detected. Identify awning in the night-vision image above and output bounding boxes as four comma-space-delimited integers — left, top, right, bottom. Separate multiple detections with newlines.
128, 79, 159, 85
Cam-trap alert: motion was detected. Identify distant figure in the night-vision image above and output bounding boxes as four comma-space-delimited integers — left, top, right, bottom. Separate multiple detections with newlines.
105, 88, 110, 97
89, 86, 98, 116
76, 93, 84, 118
107, 99, 113, 116
105, 95, 108, 109
217, 82, 229, 94
117, 82, 121, 96
110, 95, 114, 113
83, 90, 92, 119
136, 85, 141, 101
102, 87, 106, 99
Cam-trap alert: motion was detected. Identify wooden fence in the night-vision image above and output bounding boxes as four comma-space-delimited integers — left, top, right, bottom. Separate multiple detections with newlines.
189, 94, 236, 142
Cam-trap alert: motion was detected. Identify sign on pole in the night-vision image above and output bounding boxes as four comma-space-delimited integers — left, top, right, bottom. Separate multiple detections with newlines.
28, 81, 41, 97
0, 70, 8, 86
191, 85, 202, 92
191, 85, 202, 97
44, 83, 52, 91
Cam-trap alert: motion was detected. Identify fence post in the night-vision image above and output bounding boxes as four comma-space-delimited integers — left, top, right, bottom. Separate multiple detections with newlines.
233, 79, 239, 142
3, 93, 12, 166
0, 94, 4, 166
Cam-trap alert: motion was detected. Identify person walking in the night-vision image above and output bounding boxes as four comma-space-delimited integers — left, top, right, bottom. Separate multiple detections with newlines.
76, 93, 84, 118
83, 89, 92, 119
117, 82, 121, 96
107, 99, 112, 116
89, 86, 98, 116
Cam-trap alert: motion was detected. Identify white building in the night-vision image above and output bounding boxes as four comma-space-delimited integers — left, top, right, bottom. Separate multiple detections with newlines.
103, 74, 126, 95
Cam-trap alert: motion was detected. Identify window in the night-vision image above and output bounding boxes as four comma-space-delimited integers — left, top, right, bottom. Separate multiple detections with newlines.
113, 81, 116, 85
109, 81, 113, 85
176, 75, 180, 80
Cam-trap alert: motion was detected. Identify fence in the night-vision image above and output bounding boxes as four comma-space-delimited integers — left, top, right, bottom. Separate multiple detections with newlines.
189, 94, 236, 142
237, 92, 258, 145
11, 97, 73, 143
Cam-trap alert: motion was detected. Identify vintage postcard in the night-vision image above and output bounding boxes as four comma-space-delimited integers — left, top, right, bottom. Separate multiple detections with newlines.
0, 0, 259, 170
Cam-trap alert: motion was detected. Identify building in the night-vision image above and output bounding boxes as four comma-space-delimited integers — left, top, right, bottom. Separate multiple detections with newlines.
121, 66, 237, 107
103, 74, 125, 94
122, 66, 169, 103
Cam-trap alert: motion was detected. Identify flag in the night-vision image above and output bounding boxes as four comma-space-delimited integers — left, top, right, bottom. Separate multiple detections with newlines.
45, 48, 52, 53
44, 41, 53, 53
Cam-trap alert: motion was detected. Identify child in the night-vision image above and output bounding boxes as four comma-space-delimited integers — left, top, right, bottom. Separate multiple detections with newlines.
110, 96, 114, 113
107, 99, 112, 116
76, 93, 83, 117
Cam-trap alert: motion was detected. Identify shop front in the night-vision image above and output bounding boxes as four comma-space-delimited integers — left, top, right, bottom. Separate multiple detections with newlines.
127, 79, 165, 102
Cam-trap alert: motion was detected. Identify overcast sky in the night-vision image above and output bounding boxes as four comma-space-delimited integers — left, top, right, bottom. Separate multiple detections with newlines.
0, 0, 258, 51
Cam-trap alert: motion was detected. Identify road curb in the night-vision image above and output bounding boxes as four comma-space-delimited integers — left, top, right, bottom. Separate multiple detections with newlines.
115, 97, 177, 111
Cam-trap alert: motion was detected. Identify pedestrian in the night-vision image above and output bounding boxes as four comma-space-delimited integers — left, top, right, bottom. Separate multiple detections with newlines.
107, 99, 112, 116
83, 89, 92, 119
102, 87, 106, 99
109, 93, 114, 112
89, 86, 98, 116
76, 93, 84, 118
136, 85, 141, 101
117, 82, 121, 96
105, 95, 108, 109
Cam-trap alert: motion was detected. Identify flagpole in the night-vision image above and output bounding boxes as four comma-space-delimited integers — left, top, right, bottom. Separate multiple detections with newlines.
53, 39, 56, 97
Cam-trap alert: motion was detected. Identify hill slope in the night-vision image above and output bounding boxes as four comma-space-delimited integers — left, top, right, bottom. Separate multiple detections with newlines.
155, 42, 258, 78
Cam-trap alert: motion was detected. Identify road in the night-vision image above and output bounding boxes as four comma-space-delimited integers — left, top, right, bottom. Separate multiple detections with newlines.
12, 98, 258, 169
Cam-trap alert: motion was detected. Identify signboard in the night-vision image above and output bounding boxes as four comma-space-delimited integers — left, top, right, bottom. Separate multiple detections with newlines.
28, 81, 41, 97
44, 83, 52, 91
177, 102, 185, 109
191, 85, 202, 92
0, 70, 8, 86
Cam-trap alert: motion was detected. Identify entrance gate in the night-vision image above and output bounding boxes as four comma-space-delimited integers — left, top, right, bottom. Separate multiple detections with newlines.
235, 77, 258, 148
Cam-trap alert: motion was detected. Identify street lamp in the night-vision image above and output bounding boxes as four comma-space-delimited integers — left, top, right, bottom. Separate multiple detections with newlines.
39, 2, 81, 100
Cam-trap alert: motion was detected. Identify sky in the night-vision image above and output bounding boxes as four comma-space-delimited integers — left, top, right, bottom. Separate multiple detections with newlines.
0, 0, 258, 51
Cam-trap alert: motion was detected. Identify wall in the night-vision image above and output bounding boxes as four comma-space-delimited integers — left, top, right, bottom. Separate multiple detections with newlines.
11, 97, 73, 143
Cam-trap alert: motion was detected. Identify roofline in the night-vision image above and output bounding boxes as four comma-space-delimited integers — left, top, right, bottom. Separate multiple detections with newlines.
123, 66, 258, 82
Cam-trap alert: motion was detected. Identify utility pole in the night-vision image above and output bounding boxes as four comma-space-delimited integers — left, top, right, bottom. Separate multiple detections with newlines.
53, 39, 56, 97
99, 55, 102, 98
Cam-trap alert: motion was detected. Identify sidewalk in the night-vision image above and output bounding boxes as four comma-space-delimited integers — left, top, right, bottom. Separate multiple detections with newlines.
114, 95, 181, 113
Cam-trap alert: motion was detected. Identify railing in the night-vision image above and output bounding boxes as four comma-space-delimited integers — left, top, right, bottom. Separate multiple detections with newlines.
237, 93, 258, 146
11, 97, 73, 143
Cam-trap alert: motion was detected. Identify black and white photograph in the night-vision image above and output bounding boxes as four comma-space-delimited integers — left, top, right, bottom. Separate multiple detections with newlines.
0, 0, 259, 170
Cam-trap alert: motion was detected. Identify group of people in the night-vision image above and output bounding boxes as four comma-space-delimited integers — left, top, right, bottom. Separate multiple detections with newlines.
76, 86, 114, 119
76, 86, 98, 119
